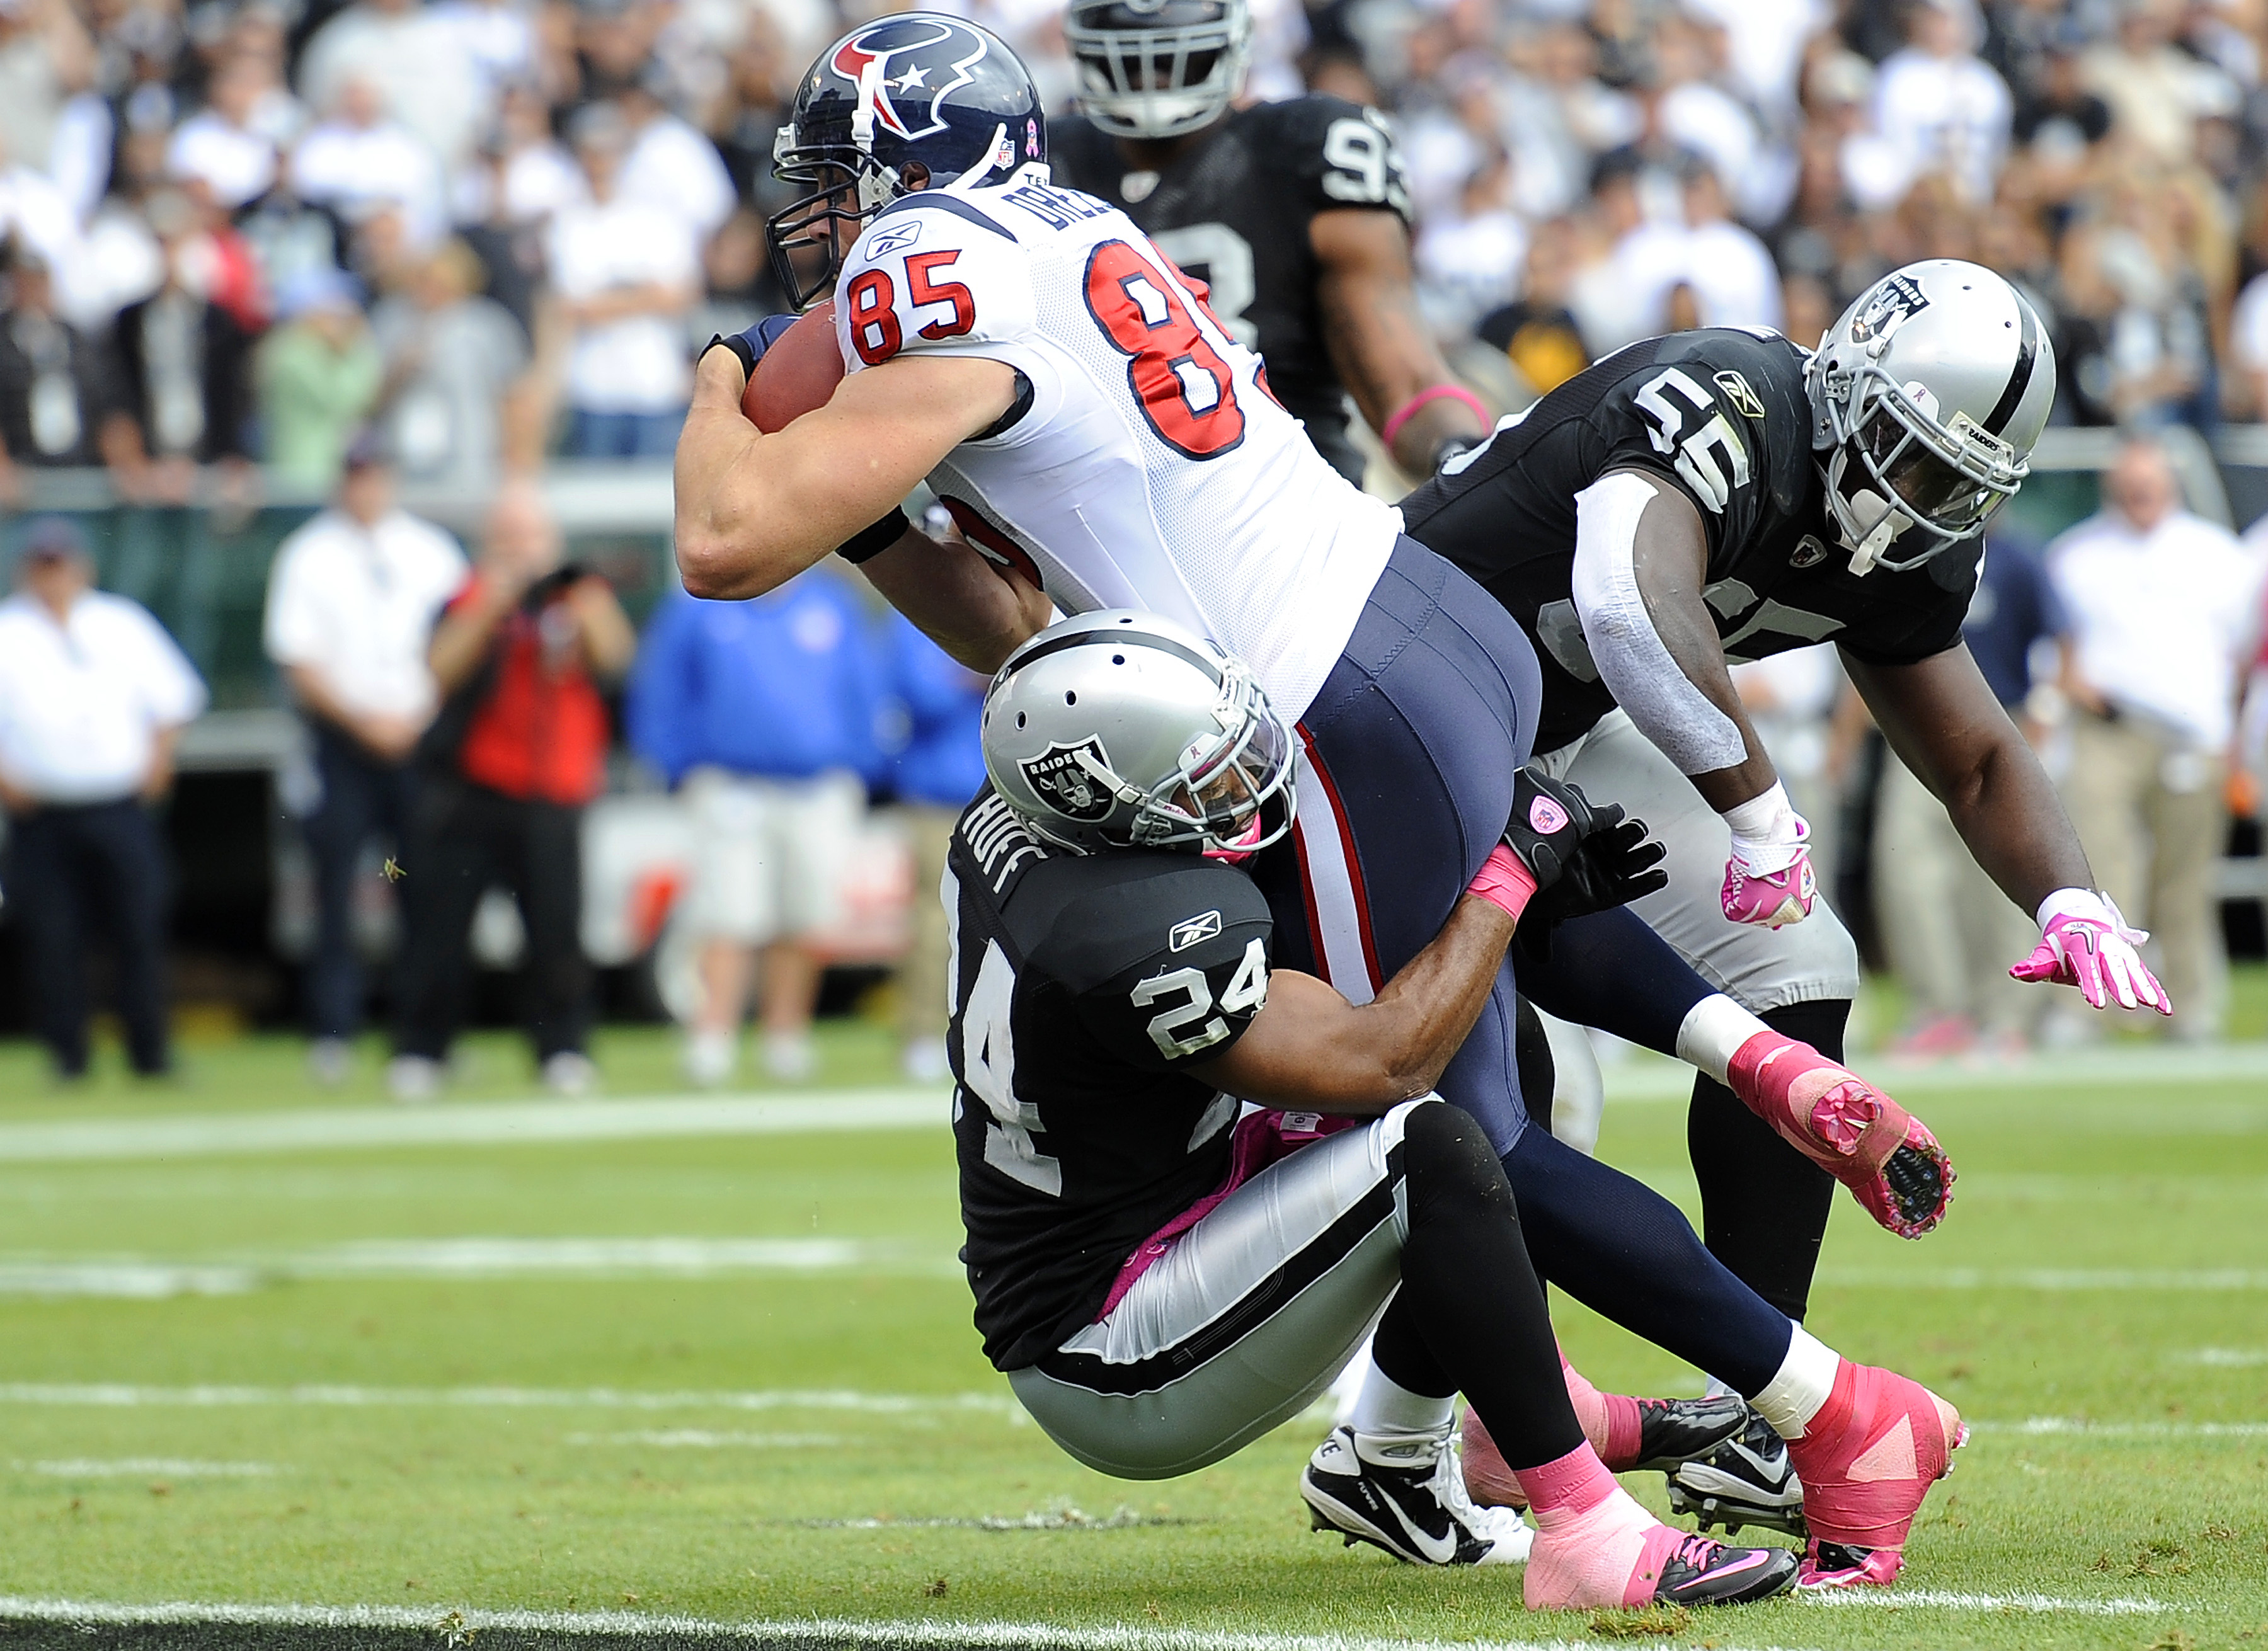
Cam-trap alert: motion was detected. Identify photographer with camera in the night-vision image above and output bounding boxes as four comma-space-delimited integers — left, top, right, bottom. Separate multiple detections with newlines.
388, 479, 635, 1100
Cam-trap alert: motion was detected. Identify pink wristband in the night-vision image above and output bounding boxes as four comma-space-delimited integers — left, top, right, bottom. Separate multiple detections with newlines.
1381, 384, 1491, 452
1465, 843, 1538, 923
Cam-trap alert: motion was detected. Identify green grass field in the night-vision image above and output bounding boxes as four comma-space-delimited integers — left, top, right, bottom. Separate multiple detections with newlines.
1, 1009, 2265, 1651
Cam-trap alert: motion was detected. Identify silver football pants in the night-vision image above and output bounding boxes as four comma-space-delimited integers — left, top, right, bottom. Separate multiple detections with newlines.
1007, 1099, 1428, 1480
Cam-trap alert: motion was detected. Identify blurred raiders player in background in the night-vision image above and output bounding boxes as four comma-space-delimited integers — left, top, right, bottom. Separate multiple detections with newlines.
942, 610, 1811, 1609
1399, 262, 2169, 1537
1048, 0, 1489, 481
679, 18, 1974, 1587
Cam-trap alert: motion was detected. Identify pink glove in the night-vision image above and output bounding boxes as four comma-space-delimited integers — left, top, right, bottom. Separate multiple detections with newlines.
1719, 784, 1816, 928
2009, 888, 2170, 1015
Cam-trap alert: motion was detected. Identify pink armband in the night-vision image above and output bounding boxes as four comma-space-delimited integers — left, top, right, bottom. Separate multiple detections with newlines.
1465, 843, 1538, 923
1381, 384, 1491, 452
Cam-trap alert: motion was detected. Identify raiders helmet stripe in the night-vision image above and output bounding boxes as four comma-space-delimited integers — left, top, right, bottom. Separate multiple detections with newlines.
1007, 625, 1225, 685
1981, 288, 2042, 440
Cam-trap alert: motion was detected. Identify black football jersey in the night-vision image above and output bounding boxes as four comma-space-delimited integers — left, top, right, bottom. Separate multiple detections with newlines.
948, 791, 1274, 1371
1399, 329, 1983, 755
1050, 98, 1412, 483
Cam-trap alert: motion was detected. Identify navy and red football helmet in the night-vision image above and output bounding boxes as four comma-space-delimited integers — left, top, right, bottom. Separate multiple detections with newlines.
767, 13, 1047, 311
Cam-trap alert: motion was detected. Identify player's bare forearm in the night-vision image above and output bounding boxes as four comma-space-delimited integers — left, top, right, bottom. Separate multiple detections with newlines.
1311, 209, 1485, 474
1620, 481, 1779, 810
859, 525, 1052, 674
1847, 647, 2092, 913
1193, 893, 1516, 1112
672, 352, 1017, 600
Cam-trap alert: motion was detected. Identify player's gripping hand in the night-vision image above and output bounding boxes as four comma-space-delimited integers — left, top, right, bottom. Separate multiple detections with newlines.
1468, 767, 1669, 929
2009, 888, 2171, 1015
702, 314, 798, 381
1719, 782, 1816, 928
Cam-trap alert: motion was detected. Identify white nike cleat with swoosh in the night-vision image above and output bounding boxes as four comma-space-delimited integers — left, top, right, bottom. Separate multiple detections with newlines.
1301, 1424, 1533, 1566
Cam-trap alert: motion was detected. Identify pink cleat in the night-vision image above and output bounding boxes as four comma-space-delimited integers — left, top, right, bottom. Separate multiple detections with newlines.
1727, 1032, 1955, 1238
1721, 825, 1817, 928
1520, 1442, 1796, 1609
1785, 1361, 1965, 1589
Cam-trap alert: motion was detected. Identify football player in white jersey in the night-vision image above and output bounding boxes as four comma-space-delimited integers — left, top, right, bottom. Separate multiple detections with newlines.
674, 14, 1969, 1588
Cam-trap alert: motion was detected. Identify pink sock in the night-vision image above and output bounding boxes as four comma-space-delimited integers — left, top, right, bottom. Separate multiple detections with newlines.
1512, 1441, 1678, 1609
1560, 1348, 1646, 1470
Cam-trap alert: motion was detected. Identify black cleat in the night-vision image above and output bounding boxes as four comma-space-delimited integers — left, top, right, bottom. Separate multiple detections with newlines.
1666, 1408, 1807, 1538
1625, 1391, 1751, 1473
1301, 1424, 1532, 1566
1649, 1531, 1801, 1606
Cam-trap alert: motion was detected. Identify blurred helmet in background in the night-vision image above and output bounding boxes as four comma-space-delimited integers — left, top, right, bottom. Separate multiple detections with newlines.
1064, 0, 1251, 141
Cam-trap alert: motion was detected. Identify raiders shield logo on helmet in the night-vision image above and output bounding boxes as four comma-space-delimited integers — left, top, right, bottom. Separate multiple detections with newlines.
1021, 738, 1116, 822
1848, 270, 1929, 343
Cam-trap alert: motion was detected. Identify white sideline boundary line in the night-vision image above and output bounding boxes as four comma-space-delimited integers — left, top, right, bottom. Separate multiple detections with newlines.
1801, 1589, 2174, 1616
1596, 1041, 2268, 1102
0, 1600, 1836, 1651
0, 1383, 1019, 1414
4, 1042, 2264, 1163
1970, 1417, 2268, 1437
0, 1089, 948, 1165
1818, 1267, 2268, 1290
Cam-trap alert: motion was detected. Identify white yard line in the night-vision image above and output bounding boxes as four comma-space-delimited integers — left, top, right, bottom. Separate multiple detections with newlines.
0, 1089, 948, 1165
4, 1043, 2264, 1164
566, 1431, 845, 1448
1817, 1267, 2268, 1289
0, 1383, 1018, 1414
0, 1238, 964, 1296
2182, 1347, 2268, 1365
1970, 1417, 2268, 1437
1801, 1588, 2174, 1615
20, 1459, 279, 1477
0, 1599, 1837, 1651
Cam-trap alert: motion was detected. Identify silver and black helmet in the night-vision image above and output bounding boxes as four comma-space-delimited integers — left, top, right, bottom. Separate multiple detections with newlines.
983, 610, 1295, 855
1064, 0, 1251, 141
1809, 259, 2056, 575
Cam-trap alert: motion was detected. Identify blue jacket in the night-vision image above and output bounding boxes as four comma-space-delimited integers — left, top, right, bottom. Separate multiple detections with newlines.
885, 613, 988, 808
627, 574, 883, 786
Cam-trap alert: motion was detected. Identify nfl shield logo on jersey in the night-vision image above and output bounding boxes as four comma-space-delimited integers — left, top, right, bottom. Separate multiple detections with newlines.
1021, 739, 1116, 821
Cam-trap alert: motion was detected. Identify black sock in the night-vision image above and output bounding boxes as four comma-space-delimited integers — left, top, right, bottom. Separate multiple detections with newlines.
1513, 905, 1712, 1056
1501, 1123, 1792, 1397
1384, 1102, 1586, 1471
1687, 998, 1847, 1322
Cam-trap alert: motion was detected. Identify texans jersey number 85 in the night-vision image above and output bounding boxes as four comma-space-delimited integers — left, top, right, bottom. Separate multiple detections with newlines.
845, 234, 1252, 461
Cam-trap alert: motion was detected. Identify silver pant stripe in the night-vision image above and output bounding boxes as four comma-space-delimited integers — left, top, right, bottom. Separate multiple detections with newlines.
1008, 1099, 1426, 1481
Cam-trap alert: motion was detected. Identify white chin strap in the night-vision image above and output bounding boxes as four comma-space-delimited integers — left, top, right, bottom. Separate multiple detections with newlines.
1842, 489, 1914, 577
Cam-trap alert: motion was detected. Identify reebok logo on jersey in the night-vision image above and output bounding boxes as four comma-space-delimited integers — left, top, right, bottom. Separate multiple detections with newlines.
1020, 738, 1115, 822
867, 220, 923, 256
1528, 795, 1569, 835
1169, 911, 1222, 952
1714, 370, 1765, 421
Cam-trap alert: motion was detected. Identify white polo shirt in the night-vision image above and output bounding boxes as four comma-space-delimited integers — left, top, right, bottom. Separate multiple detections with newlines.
263, 506, 467, 723
0, 590, 209, 804
2048, 506, 2267, 750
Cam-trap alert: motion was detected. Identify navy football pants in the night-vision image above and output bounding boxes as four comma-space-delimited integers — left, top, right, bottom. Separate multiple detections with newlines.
1250, 540, 1794, 1393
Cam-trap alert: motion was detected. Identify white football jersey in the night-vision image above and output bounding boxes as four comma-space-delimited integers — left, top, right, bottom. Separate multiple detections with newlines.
833, 164, 1400, 723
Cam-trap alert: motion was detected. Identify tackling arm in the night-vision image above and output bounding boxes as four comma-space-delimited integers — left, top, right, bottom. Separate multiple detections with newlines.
1192, 893, 1518, 1112
1571, 470, 1780, 811
1842, 644, 2091, 915
857, 523, 1054, 675
1310, 208, 1486, 475
672, 348, 1018, 600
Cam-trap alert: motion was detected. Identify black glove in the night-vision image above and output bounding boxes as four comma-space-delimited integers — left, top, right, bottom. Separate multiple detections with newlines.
702, 312, 799, 379
1502, 767, 1669, 929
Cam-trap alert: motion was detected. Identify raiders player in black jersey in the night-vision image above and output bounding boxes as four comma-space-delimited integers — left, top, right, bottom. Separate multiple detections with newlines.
1399, 262, 2167, 1536
1050, 0, 1487, 481
949, 608, 1809, 1606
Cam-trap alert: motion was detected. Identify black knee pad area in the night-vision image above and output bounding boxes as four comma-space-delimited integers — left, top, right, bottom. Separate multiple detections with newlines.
1403, 1101, 1518, 1223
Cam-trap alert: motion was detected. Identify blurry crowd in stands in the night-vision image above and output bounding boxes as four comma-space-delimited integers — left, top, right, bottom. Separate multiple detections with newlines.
21, 0, 2268, 488
4, 0, 2268, 1083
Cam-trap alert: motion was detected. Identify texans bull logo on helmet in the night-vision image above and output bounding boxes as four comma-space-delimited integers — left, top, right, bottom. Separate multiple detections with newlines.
1021, 739, 1117, 822
829, 17, 990, 143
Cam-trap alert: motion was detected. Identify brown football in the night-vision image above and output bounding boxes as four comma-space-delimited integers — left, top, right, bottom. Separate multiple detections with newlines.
741, 299, 844, 433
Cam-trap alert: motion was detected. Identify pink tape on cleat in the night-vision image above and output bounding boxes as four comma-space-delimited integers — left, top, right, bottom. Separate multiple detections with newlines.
1787, 1361, 1965, 1588
1727, 1032, 1956, 1238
